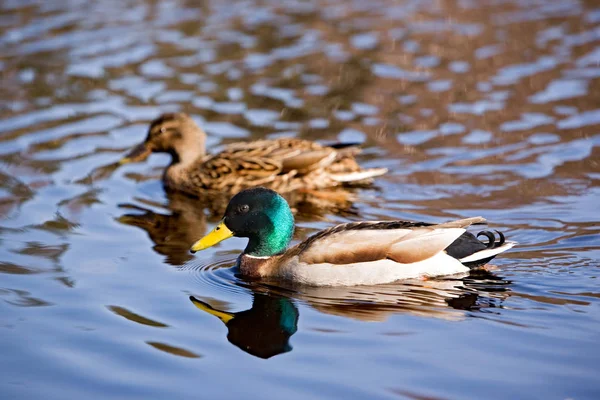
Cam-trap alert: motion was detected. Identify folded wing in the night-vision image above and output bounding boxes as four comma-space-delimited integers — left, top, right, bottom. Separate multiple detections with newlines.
290, 218, 486, 266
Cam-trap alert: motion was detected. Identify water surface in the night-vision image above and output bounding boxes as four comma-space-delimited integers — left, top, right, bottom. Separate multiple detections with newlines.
1, 0, 599, 399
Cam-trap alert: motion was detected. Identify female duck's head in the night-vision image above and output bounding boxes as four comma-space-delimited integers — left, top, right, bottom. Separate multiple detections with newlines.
120, 113, 206, 165
191, 187, 294, 257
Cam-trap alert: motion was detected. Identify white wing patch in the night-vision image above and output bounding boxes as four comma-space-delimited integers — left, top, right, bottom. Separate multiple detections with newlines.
459, 241, 517, 263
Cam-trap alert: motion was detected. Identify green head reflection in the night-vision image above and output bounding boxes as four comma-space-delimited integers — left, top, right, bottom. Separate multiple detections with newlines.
190, 293, 298, 359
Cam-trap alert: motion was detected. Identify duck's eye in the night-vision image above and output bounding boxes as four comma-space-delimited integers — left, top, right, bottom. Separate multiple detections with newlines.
239, 204, 250, 214
160, 127, 167, 134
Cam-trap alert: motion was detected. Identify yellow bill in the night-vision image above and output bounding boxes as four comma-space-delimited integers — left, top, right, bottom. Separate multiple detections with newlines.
189, 296, 234, 324
190, 220, 233, 253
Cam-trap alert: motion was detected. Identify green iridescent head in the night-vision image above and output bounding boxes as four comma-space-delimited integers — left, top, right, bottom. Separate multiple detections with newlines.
190, 187, 294, 257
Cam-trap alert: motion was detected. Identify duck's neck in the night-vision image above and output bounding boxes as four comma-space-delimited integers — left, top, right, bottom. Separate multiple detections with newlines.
170, 130, 206, 167
244, 234, 286, 257
238, 253, 282, 278
243, 222, 292, 256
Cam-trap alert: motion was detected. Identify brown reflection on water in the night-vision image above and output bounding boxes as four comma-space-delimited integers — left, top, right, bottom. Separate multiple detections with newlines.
146, 341, 202, 358
117, 192, 209, 265
108, 305, 169, 328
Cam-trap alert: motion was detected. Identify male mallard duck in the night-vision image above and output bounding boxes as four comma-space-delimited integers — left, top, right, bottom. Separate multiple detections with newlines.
120, 113, 387, 195
190, 187, 517, 286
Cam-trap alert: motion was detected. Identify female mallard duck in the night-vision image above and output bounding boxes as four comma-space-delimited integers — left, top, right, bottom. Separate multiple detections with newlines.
190, 187, 517, 286
120, 113, 387, 195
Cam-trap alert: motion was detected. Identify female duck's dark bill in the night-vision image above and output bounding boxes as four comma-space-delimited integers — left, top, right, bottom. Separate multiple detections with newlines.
190, 220, 234, 253
119, 143, 152, 165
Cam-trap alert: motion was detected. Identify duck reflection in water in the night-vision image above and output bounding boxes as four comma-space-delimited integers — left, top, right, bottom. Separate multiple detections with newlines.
282, 269, 510, 322
189, 269, 509, 359
190, 293, 298, 359
117, 192, 208, 265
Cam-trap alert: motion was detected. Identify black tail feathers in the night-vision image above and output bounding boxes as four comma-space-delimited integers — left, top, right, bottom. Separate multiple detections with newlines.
327, 142, 363, 149
476, 230, 505, 249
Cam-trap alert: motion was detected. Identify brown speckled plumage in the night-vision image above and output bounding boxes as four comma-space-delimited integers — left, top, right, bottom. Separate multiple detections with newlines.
122, 113, 388, 196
